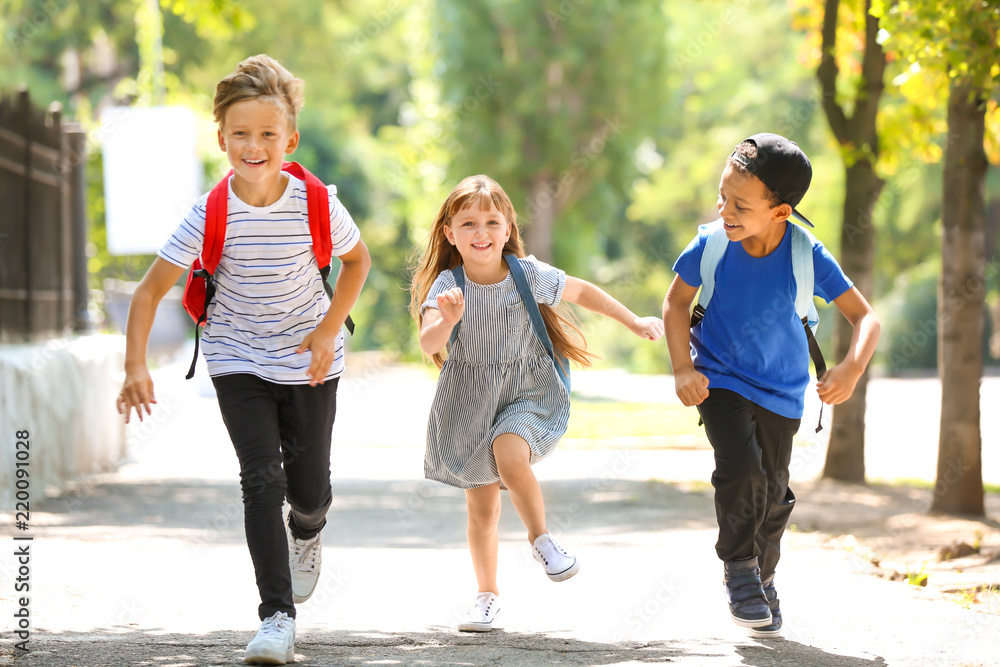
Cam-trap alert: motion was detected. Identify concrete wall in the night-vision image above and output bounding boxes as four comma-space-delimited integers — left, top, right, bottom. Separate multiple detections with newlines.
0, 335, 127, 505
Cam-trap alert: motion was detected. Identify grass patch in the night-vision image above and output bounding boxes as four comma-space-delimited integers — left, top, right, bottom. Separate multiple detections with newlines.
565, 399, 704, 441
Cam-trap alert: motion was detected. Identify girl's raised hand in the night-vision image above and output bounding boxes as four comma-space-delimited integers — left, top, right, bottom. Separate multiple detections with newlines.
435, 287, 465, 325
632, 316, 665, 341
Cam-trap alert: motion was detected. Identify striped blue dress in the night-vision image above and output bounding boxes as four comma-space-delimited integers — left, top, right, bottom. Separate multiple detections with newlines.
421, 256, 571, 489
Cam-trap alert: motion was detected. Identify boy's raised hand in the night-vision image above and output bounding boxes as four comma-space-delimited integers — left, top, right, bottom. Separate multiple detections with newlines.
118, 366, 157, 423
436, 287, 465, 326
815, 362, 862, 405
632, 316, 665, 341
674, 366, 710, 406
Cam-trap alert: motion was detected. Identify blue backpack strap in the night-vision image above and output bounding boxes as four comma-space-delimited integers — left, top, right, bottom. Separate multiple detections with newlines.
790, 224, 819, 332
447, 265, 465, 350
505, 255, 571, 392
789, 223, 828, 432
691, 219, 729, 327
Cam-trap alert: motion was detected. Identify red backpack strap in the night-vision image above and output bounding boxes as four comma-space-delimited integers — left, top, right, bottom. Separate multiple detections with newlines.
202, 170, 233, 273
282, 161, 354, 334
282, 161, 332, 268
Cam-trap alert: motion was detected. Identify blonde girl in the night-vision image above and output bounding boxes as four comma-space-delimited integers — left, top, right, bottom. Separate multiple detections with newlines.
410, 175, 663, 631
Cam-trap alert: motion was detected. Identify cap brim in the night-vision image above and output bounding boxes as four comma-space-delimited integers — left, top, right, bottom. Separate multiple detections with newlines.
791, 208, 814, 228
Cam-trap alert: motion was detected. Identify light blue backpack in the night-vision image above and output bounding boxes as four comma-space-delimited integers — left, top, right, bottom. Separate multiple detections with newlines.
689, 219, 827, 430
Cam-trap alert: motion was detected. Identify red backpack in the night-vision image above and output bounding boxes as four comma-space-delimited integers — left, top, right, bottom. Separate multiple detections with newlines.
182, 161, 354, 379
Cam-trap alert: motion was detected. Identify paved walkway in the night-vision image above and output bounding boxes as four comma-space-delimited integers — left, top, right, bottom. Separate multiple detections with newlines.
1, 352, 998, 666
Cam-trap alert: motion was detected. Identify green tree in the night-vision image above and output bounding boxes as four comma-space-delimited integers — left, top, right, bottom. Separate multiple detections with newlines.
874, 0, 1000, 516
796, 0, 888, 482
430, 0, 670, 272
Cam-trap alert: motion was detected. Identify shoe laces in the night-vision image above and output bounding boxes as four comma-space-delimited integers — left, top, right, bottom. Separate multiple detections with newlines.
534, 535, 568, 564
257, 611, 293, 639
290, 536, 320, 572
470, 592, 496, 619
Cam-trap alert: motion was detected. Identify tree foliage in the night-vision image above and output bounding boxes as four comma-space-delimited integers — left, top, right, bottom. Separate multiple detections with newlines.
429, 0, 670, 273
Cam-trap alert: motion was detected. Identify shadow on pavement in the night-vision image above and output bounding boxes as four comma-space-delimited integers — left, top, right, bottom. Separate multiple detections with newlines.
737, 641, 888, 666
26, 477, 719, 549
4, 629, 888, 666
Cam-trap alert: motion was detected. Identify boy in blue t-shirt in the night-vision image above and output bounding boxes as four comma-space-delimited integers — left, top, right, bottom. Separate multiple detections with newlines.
662, 133, 880, 637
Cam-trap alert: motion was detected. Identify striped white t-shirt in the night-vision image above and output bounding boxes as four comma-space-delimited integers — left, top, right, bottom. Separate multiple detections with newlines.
159, 173, 361, 384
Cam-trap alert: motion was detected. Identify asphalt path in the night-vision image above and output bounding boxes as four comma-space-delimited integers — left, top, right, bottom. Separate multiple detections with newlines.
1, 353, 998, 666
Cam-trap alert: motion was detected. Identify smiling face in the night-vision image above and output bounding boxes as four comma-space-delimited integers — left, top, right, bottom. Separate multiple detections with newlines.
444, 201, 511, 282
218, 98, 299, 204
717, 163, 792, 256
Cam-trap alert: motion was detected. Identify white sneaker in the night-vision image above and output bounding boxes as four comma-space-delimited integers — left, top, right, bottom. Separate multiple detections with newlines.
289, 534, 321, 604
244, 611, 295, 664
532, 533, 580, 582
457, 592, 501, 632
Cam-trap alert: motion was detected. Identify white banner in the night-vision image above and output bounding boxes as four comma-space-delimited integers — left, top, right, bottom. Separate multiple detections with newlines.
102, 106, 202, 255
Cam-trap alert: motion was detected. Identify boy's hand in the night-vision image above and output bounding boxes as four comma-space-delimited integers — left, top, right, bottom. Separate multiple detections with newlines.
632, 316, 665, 341
674, 366, 710, 406
118, 366, 157, 423
816, 363, 862, 405
297, 324, 340, 386
436, 287, 465, 326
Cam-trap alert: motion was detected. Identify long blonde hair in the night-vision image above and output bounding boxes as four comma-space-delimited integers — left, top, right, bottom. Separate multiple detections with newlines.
409, 175, 595, 370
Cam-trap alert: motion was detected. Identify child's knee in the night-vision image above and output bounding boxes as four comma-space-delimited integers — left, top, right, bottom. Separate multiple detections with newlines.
468, 502, 501, 530
492, 435, 531, 474
239, 462, 286, 500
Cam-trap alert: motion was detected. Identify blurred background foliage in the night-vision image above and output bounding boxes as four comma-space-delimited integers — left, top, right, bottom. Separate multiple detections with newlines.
1, 0, 998, 373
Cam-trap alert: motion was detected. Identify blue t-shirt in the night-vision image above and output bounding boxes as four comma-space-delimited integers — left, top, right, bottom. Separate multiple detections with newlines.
672, 221, 853, 418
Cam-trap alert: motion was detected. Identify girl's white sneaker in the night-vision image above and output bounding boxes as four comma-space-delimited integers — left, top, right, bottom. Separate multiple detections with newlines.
532, 533, 580, 582
457, 592, 501, 632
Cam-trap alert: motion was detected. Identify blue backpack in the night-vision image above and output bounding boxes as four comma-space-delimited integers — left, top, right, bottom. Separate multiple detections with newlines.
690, 219, 827, 429
449, 254, 571, 392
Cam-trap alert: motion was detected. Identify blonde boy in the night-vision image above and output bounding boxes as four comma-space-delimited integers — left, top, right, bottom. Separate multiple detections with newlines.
118, 54, 370, 664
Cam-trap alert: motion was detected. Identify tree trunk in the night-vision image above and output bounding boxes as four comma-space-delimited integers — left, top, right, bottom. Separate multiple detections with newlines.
822, 161, 883, 481
522, 178, 558, 263
816, 0, 886, 482
932, 83, 986, 516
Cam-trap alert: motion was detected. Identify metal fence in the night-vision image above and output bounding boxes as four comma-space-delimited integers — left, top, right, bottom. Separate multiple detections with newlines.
0, 88, 89, 342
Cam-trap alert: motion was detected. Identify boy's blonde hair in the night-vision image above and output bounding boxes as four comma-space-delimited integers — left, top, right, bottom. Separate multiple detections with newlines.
409, 174, 595, 370
213, 54, 304, 129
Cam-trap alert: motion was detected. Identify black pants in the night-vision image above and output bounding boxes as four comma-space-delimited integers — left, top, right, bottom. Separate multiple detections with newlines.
697, 388, 800, 582
212, 373, 339, 620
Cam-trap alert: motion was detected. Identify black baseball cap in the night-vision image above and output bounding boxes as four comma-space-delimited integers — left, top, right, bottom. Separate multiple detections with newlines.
729, 132, 814, 228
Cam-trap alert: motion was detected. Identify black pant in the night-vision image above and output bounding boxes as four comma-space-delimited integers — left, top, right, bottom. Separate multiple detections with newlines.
212, 373, 339, 620
697, 388, 800, 582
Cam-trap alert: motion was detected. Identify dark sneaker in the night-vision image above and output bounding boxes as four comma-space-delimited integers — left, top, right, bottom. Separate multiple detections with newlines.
723, 557, 772, 628
748, 576, 782, 638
